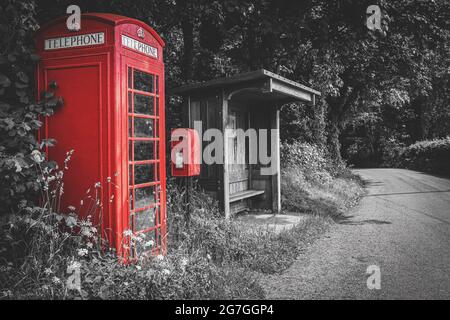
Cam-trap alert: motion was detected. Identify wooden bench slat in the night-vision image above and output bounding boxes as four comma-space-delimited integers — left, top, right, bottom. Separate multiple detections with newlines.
229, 189, 264, 202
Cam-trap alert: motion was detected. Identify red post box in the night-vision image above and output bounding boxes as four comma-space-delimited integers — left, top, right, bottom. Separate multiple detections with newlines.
171, 128, 201, 177
35, 13, 166, 259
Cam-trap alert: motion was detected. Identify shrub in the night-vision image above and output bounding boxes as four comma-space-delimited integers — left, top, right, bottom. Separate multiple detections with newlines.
398, 137, 450, 175
0, 209, 264, 300
380, 137, 405, 168
280, 141, 364, 217
0, 0, 63, 215
0, 173, 264, 300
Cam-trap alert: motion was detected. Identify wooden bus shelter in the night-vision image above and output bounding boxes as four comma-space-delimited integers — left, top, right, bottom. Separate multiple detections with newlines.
173, 69, 321, 217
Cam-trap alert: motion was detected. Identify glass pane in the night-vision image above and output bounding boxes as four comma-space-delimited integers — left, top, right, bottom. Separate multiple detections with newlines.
128, 92, 133, 113
134, 70, 154, 93
128, 117, 133, 137
128, 141, 133, 161
155, 75, 159, 95
128, 68, 132, 89
134, 207, 157, 231
129, 189, 134, 210
154, 163, 160, 181
134, 163, 155, 184
155, 97, 159, 116
134, 94, 154, 115
128, 164, 133, 184
134, 117, 154, 138
134, 141, 155, 161
135, 186, 156, 208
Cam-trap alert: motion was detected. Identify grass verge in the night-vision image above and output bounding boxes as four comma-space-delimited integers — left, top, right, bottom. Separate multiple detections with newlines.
0, 142, 364, 299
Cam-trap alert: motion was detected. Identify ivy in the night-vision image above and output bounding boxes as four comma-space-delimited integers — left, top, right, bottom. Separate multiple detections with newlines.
0, 0, 62, 215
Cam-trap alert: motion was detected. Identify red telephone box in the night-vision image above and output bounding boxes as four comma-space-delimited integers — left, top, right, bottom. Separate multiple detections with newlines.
171, 128, 201, 177
35, 13, 166, 258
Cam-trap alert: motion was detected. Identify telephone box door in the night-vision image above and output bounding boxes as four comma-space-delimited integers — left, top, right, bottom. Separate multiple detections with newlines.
37, 54, 110, 224
122, 57, 165, 257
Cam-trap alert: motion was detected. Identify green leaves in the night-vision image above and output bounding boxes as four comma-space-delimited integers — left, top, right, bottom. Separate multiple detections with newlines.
0, 74, 11, 87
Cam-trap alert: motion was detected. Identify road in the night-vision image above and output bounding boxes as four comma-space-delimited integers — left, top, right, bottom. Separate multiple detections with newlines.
263, 168, 450, 299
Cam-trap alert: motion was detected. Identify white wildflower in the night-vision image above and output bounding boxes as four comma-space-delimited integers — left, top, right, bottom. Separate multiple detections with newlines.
44, 268, 53, 275
180, 258, 188, 267
162, 269, 170, 276
155, 254, 164, 261
52, 276, 61, 285
123, 229, 133, 237
68, 261, 81, 269
77, 248, 88, 257
144, 240, 155, 248
31, 150, 44, 163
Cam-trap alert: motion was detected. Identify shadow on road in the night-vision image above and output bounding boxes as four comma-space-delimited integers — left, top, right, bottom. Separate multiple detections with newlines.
365, 190, 450, 197
335, 215, 392, 225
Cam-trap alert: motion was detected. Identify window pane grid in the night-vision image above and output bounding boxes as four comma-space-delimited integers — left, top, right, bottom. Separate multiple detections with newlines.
127, 66, 161, 254
129, 181, 160, 189
132, 202, 160, 213
129, 137, 159, 142
130, 159, 159, 165
127, 113, 159, 120
129, 88, 159, 97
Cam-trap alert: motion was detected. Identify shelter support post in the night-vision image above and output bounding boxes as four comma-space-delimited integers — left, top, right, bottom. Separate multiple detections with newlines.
271, 107, 281, 213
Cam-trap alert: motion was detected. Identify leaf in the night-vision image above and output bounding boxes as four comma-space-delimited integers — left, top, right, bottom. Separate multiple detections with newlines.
30, 54, 40, 62
0, 74, 11, 87
4, 118, 15, 130
15, 82, 28, 89
14, 160, 22, 172
48, 81, 58, 90
41, 91, 54, 99
7, 54, 16, 62
65, 216, 77, 227
17, 72, 29, 83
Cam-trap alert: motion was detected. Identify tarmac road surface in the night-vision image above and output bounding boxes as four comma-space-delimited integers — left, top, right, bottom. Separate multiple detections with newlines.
264, 168, 450, 299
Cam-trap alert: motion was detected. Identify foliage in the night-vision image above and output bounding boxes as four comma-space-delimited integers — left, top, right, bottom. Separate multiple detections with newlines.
280, 141, 364, 218
0, 161, 264, 299
0, 208, 264, 300
1, 0, 447, 299
1, 170, 333, 299
397, 137, 450, 175
167, 180, 329, 274
3, 0, 448, 173
0, 0, 64, 215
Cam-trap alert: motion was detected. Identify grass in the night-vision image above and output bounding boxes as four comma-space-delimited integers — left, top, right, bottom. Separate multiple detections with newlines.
0, 142, 365, 300
281, 142, 365, 220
